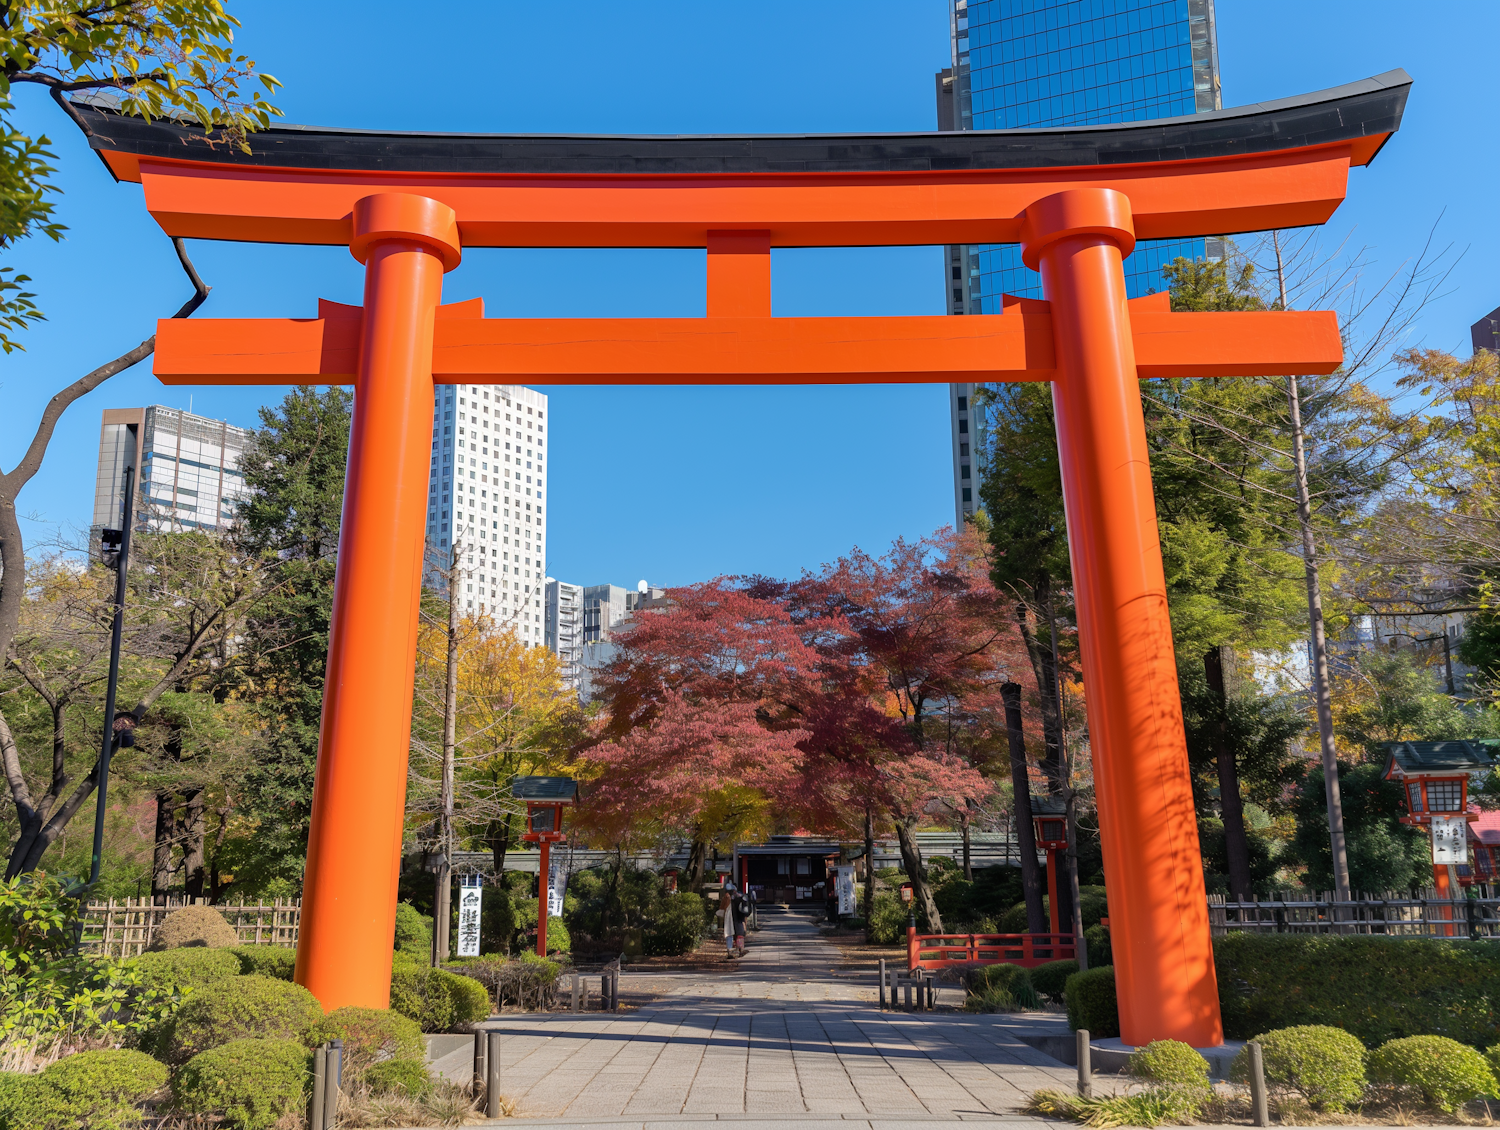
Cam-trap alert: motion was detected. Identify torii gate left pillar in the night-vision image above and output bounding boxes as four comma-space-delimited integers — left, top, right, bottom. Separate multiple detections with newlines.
294, 194, 462, 1003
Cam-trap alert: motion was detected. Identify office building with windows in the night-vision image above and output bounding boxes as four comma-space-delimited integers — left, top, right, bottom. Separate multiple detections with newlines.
426, 384, 549, 647
941, 0, 1223, 525
91, 405, 252, 557
544, 578, 585, 686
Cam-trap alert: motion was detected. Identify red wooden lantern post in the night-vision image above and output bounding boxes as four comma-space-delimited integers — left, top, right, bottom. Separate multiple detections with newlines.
1032, 798, 1070, 936
513, 777, 576, 956
1384, 741, 1494, 936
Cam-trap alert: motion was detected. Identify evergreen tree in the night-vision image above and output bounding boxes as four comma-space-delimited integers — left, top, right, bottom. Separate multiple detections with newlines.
221, 387, 350, 892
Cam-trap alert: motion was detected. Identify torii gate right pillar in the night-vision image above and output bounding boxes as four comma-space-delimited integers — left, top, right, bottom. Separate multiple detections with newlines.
1022, 188, 1222, 1047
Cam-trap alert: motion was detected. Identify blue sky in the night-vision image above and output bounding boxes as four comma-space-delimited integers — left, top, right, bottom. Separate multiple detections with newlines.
1, 1, 1495, 589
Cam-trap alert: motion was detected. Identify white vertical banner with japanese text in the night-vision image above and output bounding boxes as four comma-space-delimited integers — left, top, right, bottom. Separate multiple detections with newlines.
836, 865, 856, 917
457, 880, 483, 957
1431, 815, 1469, 865
547, 856, 567, 919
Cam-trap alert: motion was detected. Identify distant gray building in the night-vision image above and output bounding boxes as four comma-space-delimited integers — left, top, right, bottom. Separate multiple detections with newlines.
91, 405, 251, 558
544, 579, 584, 687
1473, 305, 1500, 356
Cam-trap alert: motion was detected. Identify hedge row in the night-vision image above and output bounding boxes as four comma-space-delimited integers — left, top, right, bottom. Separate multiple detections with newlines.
1214, 934, 1500, 1047
1059, 935, 1500, 1050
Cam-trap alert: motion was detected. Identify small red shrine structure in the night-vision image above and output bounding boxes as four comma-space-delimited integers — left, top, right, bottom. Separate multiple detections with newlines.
1032, 797, 1070, 935
1384, 740, 1494, 935
512, 776, 576, 956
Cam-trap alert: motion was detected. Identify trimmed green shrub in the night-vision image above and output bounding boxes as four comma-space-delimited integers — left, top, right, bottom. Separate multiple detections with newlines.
966, 963, 1040, 1011
128, 946, 241, 994
150, 904, 238, 950
0, 1072, 28, 1126
7, 1048, 166, 1130
645, 892, 707, 955
447, 953, 560, 1010
394, 901, 432, 960
173, 1037, 310, 1130
308, 1006, 424, 1077
167, 974, 323, 1063
228, 945, 296, 981
1030, 959, 1078, 1004
364, 1057, 435, 1100
514, 901, 572, 954
1128, 1039, 1211, 1100
1368, 1035, 1497, 1112
1083, 924, 1111, 968
868, 891, 908, 945
1064, 965, 1118, 1038
390, 962, 490, 1031
1230, 1025, 1366, 1111
1215, 933, 1500, 1046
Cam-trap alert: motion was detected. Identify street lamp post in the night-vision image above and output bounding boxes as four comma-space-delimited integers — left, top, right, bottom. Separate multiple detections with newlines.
90, 463, 138, 888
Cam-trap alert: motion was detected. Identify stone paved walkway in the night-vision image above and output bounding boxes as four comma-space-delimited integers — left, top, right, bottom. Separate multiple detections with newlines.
429, 909, 1077, 1124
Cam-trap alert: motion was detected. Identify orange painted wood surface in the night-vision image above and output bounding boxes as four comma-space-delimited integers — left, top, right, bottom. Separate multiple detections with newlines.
130, 145, 1355, 248
154, 306, 1340, 385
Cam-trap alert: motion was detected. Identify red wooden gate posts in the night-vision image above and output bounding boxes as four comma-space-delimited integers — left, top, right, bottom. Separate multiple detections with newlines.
73, 69, 1409, 1045
296, 195, 461, 1004
1023, 188, 1218, 1044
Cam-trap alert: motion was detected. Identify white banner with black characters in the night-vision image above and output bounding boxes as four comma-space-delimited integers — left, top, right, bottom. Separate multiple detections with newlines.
836, 865, 856, 917
547, 856, 567, 919
457, 881, 483, 957
1431, 814, 1469, 865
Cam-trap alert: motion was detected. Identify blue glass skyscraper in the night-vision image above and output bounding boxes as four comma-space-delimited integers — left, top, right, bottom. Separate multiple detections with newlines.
945, 0, 1223, 524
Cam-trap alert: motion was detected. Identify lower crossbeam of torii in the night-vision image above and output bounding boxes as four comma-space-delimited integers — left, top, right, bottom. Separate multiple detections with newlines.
73, 67, 1410, 1048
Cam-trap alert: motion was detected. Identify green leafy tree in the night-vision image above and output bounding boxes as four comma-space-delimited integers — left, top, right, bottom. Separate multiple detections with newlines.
219, 388, 350, 893
1288, 761, 1429, 893
0, 1, 278, 351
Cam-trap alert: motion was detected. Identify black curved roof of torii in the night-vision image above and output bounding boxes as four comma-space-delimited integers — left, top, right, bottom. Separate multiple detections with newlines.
72, 69, 1411, 178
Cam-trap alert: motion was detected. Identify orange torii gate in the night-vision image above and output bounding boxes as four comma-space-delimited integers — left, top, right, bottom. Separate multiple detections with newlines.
75, 69, 1409, 1048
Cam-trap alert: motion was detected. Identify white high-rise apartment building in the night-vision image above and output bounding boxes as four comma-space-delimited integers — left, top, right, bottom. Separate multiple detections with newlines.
425, 384, 548, 646
91, 406, 252, 556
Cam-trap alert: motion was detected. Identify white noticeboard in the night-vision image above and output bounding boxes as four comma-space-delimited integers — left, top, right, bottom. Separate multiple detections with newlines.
457, 884, 483, 957
836, 865, 856, 917
1431, 815, 1469, 865
547, 856, 567, 919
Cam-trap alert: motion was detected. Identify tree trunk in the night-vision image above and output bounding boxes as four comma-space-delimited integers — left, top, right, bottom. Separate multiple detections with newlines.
488, 812, 512, 876
1043, 593, 1077, 941
152, 791, 178, 899
960, 811, 972, 881
894, 816, 943, 934
1002, 682, 1048, 934
1064, 791, 1088, 971
1205, 647, 1253, 900
434, 545, 461, 966
181, 788, 206, 901
683, 832, 709, 893
1273, 231, 1352, 901
862, 802, 875, 932
1015, 595, 1064, 785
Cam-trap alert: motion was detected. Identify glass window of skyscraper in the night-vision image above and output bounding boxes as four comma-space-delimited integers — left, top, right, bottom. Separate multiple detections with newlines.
949, 0, 1222, 305
945, 0, 1224, 525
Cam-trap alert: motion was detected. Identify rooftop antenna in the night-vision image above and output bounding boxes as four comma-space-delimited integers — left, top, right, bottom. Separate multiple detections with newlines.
637, 580, 648, 593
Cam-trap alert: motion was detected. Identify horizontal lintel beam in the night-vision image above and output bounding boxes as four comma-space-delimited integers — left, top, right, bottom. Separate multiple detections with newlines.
154, 308, 1341, 386
136, 146, 1353, 249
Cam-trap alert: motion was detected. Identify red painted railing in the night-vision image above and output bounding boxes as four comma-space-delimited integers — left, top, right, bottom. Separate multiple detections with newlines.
906, 926, 1076, 971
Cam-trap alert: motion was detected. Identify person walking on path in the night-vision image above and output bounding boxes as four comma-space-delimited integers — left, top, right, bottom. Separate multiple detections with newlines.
721, 879, 749, 959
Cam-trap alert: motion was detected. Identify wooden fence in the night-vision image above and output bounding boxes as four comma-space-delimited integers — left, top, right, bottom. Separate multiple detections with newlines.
1209, 888, 1500, 939
80, 898, 302, 957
